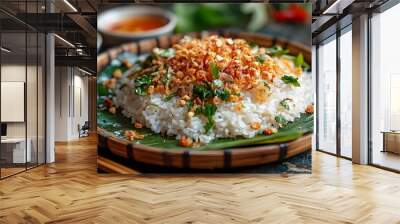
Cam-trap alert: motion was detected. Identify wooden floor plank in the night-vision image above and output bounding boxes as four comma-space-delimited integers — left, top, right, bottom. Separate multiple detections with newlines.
0, 135, 399, 223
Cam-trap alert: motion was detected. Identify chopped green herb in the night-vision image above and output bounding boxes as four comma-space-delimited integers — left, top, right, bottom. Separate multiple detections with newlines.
204, 120, 215, 133
158, 48, 175, 58
195, 106, 203, 115
203, 104, 218, 133
195, 103, 218, 133
262, 81, 271, 90
135, 87, 147, 96
162, 67, 173, 84
248, 41, 258, 49
266, 45, 290, 57
134, 74, 154, 96
148, 103, 160, 108
248, 41, 259, 54
293, 53, 310, 71
214, 88, 230, 101
281, 75, 300, 87
203, 104, 217, 118
275, 115, 287, 126
256, 54, 267, 64
210, 63, 220, 79
163, 92, 176, 102
135, 74, 153, 86
187, 100, 193, 110
193, 84, 213, 100
280, 98, 293, 110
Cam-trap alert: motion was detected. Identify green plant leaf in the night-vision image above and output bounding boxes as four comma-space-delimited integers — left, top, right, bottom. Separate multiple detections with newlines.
210, 63, 220, 79
163, 92, 176, 102
280, 98, 292, 110
281, 75, 300, 87
214, 88, 230, 101
275, 114, 287, 126
98, 109, 313, 151
256, 54, 266, 63
193, 84, 213, 100
134, 74, 154, 96
266, 45, 290, 57
158, 48, 175, 58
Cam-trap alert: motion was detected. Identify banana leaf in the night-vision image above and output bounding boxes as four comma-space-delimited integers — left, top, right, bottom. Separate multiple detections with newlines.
98, 109, 313, 151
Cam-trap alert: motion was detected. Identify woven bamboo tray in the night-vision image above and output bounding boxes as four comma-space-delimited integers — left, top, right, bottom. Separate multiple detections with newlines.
97, 31, 312, 169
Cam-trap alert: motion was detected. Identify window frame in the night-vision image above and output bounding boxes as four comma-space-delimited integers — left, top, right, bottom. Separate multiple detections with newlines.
315, 24, 353, 161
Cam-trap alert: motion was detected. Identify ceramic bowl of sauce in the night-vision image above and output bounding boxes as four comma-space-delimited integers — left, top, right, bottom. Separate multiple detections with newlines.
98, 6, 176, 44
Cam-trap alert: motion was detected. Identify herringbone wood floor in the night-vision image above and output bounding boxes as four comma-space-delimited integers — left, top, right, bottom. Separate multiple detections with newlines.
1, 135, 400, 224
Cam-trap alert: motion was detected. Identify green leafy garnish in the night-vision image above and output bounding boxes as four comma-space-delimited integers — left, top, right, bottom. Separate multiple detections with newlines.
163, 92, 176, 102
195, 107, 203, 115
187, 100, 193, 110
195, 103, 218, 133
275, 115, 287, 126
193, 84, 213, 100
281, 75, 300, 87
203, 104, 218, 133
293, 53, 310, 71
162, 67, 173, 84
256, 54, 266, 64
280, 98, 293, 110
266, 45, 289, 57
134, 74, 154, 96
248, 41, 259, 53
158, 48, 175, 58
210, 63, 220, 79
262, 81, 271, 90
248, 41, 258, 49
214, 88, 230, 101
204, 120, 215, 133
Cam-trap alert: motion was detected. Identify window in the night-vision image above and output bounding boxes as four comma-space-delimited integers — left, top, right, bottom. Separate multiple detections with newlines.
370, 2, 400, 171
317, 36, 337, 154
0, 2, 46, 179
339, 28, 352, 158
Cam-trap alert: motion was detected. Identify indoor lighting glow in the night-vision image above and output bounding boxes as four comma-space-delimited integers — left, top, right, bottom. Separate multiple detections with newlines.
1, 47, 11, 53
63, 0, 78, 12
78, 67, 92, 76
54, 34, 75, 48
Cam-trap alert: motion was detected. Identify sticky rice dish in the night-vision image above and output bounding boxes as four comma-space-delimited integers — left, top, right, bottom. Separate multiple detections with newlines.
106, 35, 313, 147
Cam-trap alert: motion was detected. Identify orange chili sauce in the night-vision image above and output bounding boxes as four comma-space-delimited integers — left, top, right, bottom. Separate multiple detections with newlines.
108, 15, 168, 34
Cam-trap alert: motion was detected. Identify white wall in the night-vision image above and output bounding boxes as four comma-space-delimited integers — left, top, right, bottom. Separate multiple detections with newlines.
1, 65, 40, 138
54, 67, 89, 141
1, 64, 46, 164
1, 65, 26, 139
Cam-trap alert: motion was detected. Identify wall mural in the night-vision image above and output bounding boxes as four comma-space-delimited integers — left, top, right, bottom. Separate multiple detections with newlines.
96, 3, 314, 174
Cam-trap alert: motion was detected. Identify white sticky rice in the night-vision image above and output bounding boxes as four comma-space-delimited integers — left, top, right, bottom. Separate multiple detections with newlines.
114, 72, 313, 143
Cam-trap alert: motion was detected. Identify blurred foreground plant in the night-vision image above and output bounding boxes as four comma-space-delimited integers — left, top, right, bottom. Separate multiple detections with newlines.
173, 3, 267, 33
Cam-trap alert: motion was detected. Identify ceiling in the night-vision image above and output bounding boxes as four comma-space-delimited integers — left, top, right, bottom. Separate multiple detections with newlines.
0, 0, 97, 73
311, 0, 390, 44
